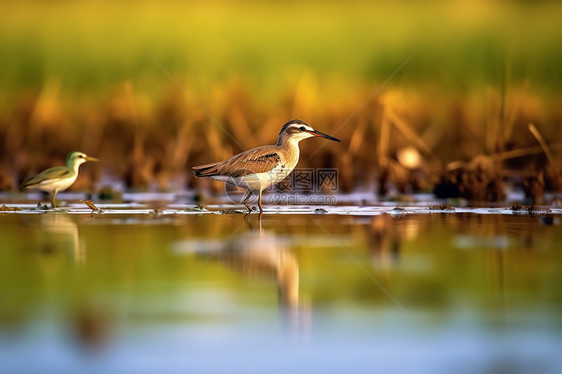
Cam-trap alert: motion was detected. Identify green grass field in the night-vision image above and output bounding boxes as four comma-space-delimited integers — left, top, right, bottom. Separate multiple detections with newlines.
1, 0, 561, 95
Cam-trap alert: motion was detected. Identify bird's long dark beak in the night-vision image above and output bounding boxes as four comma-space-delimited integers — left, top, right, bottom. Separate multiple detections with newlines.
309, 129, 342, 142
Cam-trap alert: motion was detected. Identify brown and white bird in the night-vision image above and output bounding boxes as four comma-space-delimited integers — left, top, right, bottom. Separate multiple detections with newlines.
193, 119, 341, 213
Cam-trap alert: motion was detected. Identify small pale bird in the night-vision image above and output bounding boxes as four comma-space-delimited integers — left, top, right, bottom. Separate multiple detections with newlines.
193, 119, 341, 213
21, 151, 99, 208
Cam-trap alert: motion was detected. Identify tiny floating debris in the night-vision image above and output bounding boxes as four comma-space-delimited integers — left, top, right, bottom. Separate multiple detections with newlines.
511, 204, 552, 215
220, 209, 246, 214
0, 204, 22, 212
149, 208, 165, 218
388, 206, 408, 216
429, 203, 455, 211
511, 203, 524, 211
184, 205, 208, 212
80, 200, 100, 211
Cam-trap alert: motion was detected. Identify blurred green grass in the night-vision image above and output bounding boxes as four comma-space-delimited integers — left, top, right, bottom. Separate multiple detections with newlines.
1, 0, 562, 97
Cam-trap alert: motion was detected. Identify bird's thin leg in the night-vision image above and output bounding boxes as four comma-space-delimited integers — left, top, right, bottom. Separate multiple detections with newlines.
51, 190, 58, 209
242, 190, 252, 213
258, 190, 263, 214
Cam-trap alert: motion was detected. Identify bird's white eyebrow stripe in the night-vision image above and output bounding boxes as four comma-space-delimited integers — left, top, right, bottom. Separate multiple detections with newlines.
287, 124, 314, 131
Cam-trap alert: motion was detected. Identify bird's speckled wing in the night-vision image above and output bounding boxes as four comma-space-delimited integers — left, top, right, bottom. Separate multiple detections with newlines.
193, 146, 281, 178
22, 166, 72, 187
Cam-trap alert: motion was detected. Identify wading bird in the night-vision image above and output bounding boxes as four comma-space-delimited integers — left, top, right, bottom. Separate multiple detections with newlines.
193, 119, 341, 213
21, 151, 99, 208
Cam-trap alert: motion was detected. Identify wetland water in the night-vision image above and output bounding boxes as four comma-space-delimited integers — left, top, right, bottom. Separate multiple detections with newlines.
1, 207, 561, 373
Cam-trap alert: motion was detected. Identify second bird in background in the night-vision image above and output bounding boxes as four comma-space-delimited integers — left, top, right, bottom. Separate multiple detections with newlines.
193, 119, 341, 213
21, 151, 99, 209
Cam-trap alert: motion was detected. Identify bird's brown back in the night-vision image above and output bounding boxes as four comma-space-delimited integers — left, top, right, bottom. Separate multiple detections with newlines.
193, 145, 282, 178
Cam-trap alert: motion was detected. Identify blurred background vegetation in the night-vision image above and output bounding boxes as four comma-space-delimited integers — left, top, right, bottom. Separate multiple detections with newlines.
1, 0, 561, 201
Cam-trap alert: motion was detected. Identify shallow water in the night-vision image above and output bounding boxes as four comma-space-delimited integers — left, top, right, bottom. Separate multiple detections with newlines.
1, 206, 561, 373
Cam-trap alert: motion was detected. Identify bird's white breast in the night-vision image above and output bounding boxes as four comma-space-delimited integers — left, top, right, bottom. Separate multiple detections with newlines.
34, 175, 78, 193
211, 163, 296, 192
253, 162, 294, 190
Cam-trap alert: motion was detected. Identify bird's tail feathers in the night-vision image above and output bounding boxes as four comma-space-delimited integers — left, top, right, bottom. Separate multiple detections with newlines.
192, 162, 220, 177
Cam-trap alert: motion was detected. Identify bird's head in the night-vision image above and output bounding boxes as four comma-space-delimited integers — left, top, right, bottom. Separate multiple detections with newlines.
276, 119, 341, 145
66, 151, 99, 168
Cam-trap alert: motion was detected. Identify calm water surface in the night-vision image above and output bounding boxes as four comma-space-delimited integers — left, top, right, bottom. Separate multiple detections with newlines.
1, 210, 561, 373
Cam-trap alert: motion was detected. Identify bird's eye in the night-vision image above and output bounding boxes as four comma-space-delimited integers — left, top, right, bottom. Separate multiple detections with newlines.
300, 126, 306, 131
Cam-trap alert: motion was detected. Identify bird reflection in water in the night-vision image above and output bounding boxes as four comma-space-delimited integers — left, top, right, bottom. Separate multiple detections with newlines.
37, 215, 112, 351
223, 215, 305, 329
225, 216, 299, 308
39, 214, 86, 263
174, 215, 306, 331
